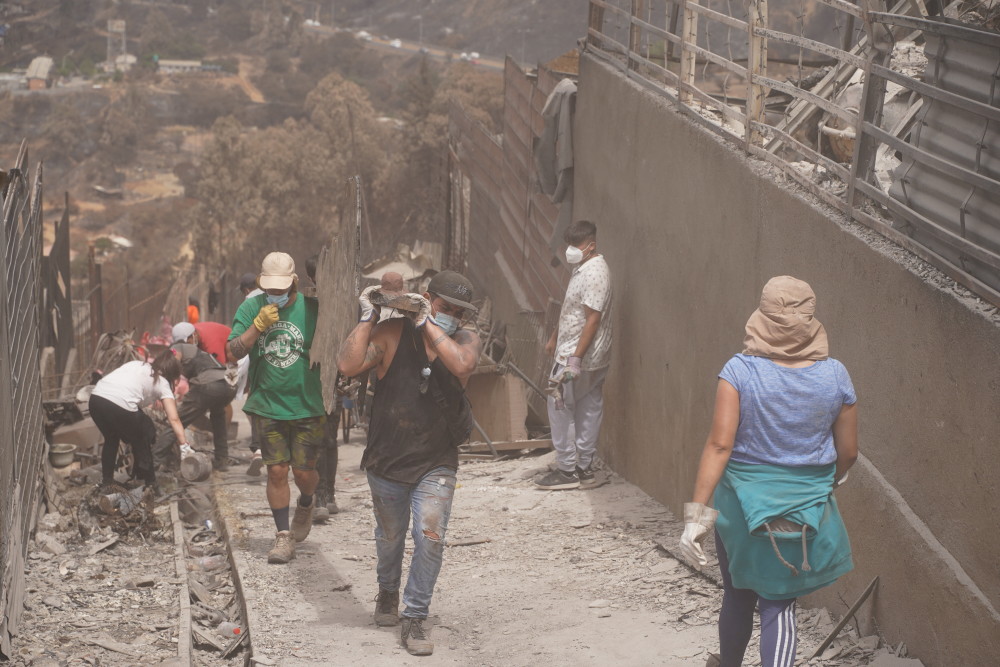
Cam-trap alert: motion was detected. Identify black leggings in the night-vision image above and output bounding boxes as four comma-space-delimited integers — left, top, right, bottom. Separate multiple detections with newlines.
89, 395, 157, 485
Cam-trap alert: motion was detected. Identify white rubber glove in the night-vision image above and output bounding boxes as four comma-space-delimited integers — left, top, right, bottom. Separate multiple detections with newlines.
551, 356, 582, 386
408, 293, 431, 328
679, 502, 719, 570
359, 285, 381, 322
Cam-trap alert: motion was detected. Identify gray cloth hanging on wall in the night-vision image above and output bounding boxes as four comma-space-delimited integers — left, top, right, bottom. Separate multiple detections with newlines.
533, 78, 577, 259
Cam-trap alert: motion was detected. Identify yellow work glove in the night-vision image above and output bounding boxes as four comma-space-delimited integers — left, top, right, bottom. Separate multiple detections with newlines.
253, 304, 280, 332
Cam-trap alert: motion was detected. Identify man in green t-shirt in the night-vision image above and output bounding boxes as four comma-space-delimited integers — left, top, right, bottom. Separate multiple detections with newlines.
227, 252, 325, 564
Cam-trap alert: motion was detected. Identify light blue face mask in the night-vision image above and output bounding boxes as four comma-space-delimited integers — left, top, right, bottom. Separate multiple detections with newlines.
432, 312, 460, 336
267, 292, 290, 308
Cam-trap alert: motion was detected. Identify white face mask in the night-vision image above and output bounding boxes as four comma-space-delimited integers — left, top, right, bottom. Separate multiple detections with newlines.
565, 243, 593, 265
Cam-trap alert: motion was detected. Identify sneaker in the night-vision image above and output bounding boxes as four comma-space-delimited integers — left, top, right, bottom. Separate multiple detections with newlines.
328, 497, 340, 514
400, 617, 433, 656
213, 458, 229, 472
246, 451, 263, 477
373, 588, 400, 626
313, 505, 331, 523
291, 496, 315, 542
577, 466, 598, 489
534, 468, 580, 490
267, 530, 295, 564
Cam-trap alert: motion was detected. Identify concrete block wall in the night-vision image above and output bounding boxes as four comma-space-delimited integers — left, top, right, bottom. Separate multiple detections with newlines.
572, 54, 1000, 666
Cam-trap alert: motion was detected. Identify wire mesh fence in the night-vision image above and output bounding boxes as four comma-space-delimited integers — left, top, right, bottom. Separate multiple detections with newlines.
0, 143, 47, 657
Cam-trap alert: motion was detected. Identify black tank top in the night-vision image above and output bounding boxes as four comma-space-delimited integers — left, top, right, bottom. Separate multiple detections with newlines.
362, 320, 472, 483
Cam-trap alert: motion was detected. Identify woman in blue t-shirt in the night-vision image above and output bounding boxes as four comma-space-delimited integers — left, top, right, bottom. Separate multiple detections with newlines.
679, 276, 859, 667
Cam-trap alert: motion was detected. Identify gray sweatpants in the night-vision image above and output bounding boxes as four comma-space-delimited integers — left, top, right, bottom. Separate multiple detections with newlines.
546, 363, 608, 472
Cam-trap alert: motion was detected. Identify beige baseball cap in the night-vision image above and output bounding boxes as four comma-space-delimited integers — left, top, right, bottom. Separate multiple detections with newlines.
258, 252, 296, 290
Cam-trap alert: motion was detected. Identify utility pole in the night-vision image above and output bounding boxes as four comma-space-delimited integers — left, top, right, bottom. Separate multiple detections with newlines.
88, 245, 104, 351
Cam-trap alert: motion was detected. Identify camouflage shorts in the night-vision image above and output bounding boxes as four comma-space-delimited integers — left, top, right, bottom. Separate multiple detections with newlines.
250, 414, 326, 471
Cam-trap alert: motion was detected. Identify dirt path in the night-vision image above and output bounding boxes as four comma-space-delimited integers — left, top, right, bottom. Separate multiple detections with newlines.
236, 58, 266, 104
217, 437, 719, 665
213, 396, 901, 667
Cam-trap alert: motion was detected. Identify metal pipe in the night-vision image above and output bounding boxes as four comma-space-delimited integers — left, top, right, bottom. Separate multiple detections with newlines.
819, 119, 857, 139
504, 361, 549, 401
472, 418, 499, 458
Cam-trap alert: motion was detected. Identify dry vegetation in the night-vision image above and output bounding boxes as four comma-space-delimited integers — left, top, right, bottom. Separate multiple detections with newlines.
1, 0, 509, 328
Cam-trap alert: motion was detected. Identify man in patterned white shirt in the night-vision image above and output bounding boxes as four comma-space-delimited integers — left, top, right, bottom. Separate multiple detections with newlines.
536, 220, 613, 490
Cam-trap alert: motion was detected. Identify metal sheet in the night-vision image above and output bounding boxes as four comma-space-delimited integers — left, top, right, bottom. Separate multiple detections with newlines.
888, 27, 1000, 296
311, 178, 362, 413
447, 59, 572, 398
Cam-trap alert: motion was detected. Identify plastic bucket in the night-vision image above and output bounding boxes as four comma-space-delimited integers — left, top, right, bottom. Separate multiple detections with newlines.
49, 443, 78, 468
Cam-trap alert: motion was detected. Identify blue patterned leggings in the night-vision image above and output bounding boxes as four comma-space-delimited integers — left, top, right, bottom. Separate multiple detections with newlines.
716, 531, 798, 667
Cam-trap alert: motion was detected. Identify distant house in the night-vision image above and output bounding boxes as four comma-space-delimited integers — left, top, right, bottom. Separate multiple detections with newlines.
26, 56, 53, 90
0, 73, 25, 93
157, 59, 202, 75
104, 53, 138, 73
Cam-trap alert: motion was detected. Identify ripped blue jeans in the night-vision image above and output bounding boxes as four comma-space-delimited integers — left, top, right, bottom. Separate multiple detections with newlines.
367, 466, 457, 619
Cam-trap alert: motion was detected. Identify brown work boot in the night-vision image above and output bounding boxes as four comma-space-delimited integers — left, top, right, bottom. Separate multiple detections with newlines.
267, 530, 295, 564
400, 617, 433, 656
290, 496, 315, 542
373, 588, 400, 626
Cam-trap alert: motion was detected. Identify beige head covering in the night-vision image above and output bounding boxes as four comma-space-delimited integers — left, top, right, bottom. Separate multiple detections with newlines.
743, 276, 829, 360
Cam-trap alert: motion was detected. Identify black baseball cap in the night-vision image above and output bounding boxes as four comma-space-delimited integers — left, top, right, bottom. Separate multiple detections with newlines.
238, 272, 258, 292
427, 270, 476, 312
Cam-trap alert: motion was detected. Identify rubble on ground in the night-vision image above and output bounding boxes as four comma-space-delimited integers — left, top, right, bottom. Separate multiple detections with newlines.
10, 480, 180, 666
8, 460, 249, 665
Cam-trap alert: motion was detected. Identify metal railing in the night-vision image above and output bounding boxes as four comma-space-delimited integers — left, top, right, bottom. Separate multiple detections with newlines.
587, 0, 1000, 307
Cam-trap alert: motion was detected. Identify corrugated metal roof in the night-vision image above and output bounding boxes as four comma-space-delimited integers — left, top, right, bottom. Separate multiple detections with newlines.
25, 56, 53, 80
158, 59, 202, 68
888, 21, 1000, 295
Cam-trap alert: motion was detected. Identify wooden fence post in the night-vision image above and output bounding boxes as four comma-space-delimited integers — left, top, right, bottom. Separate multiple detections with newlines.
847, 0, 892, 208
88, 245, 103, 351
629, 0, 646, 71
679, 0, 699, 103
746, 0, 768, 148
588, 1, 606, 47
666, 2, 681, 63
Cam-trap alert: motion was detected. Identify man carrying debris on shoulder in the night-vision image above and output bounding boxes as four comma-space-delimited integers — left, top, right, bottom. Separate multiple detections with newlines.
227, 252, 325, 564
536, 220, 613, 490
337, 271, 480, 656
153, 322, 237, 471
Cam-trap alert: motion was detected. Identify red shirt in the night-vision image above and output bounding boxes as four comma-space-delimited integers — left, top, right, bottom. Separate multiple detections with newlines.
194, 321, 231, 364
